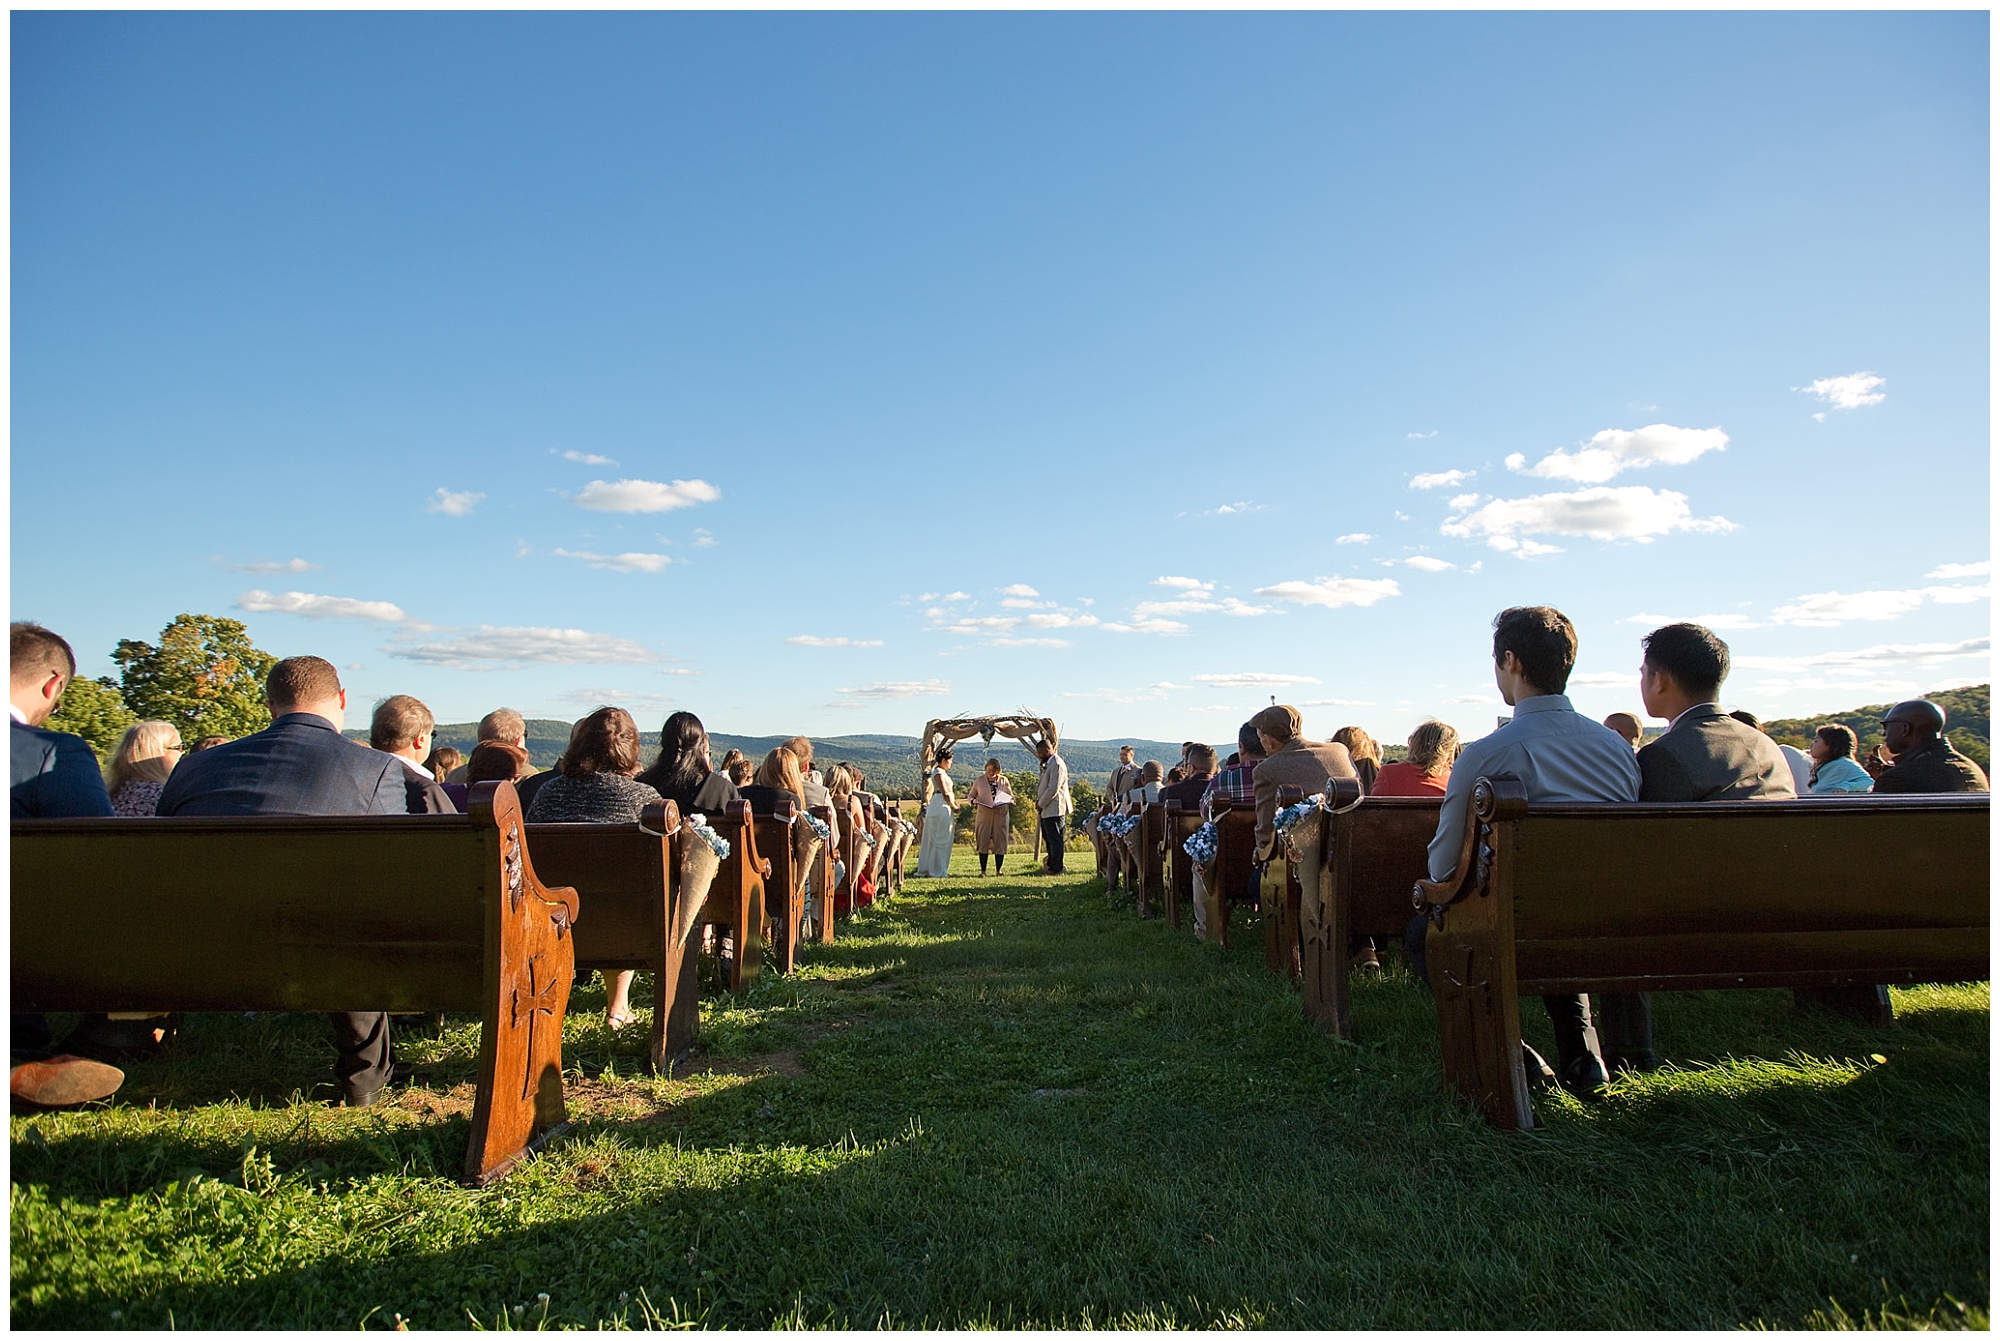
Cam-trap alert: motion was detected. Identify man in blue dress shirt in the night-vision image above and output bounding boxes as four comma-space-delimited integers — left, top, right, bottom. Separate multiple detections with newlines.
1414, 606, 1642, 1099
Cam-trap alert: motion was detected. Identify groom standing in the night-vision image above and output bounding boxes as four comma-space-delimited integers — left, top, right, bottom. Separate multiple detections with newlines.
1034, 738, 1072, 874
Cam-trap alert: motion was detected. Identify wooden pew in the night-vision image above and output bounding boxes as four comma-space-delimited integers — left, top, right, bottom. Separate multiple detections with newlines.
1312, 779, 1442, 1040
696, 800, 771, 993
806, 803, 838, 944
752, 798, 816, 975
1162, 800, 1204, 932
1201, 799, 1259, 948
831, 802, 863, 918
534, 800, 700, 1074
882, 802, 909, 896
1116, 802, 1167, 918
1415, 780, 1991, 1130
12, 781, 575, 1186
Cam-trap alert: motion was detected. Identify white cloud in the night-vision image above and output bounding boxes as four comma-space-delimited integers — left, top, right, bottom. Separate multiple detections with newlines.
1927, 561, 1990, 580
1770, 585, 1988, 627
1193, 671, 1321, 690
1447, 493, 1481, 511
1203, 502, 1265, 516
1442, 485, 1736, 552
1132, 595, 1276, 619
1406, 430, 1438, 440
991, 637, 1071, 648
1393, 511, 1411, 522
1000, 583, 1040, 597
787, 635, 884, 648
428, 488, 485, 517
1000, 598, 1053, 610
393, 626, 654, 668
1734, 637, 1989, 673
1253, 576, 1402, 609
216, 557, 320, 574
943, 616, 1022, 634
1024, 612, 1100, 629
1410, 469, 1473, 490
237, 590, 407, 623
941, 591, 971, 603
558, 686, 680, 712
1565, 671, 1636, 690
1505, 424, 1728, 484
691, 529, 717, 549
1059, 682, 1183, 703
1154, 576, 1213, 590
1797, 371, 1886, 411
1101, 618, 1189, 635
551, 548, 673, 573
1450, 693, 1500, 704
572, 478, 721, 513
659, 668, 701, 677
835, 680, 951, 701
1297, 697, 1374, 707
1398, 556, 1457, 572
556, 449, 618, 466
1751, 675, 1922, 697
1624, 612, 1761, 631
1335, 533, 1374, 546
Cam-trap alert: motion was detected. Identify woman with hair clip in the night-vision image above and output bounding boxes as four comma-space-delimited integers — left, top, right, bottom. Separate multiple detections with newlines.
634, 710, 739, 817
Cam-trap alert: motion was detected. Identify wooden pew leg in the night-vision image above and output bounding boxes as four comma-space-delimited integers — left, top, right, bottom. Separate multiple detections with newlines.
731, 880, 765, 993
1426, 907, 1532, 1130
1794, 984, 1895, 1028
466, 882, 575, 1186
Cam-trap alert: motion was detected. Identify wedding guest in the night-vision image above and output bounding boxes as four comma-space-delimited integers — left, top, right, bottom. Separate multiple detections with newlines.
635, 711, 739, 816
1161, 744, 1216, 806
424, 746, 462, 784
466, 740, 531, 784
1166, 765, 1186, 786
718, 748, 746, 773
1251, 705, 1356, 861
1867, 699, 1989, 794
1033, 739, 1072, 875
106, 720, 183, 816
370, 695, 457, 815
444, 709, 526, 784
1136, 760, 1165, 805
825, 764, 873, 908
725, 757, 755, 786
1374, 720, 1459, 797
1201, 723, 1264, 820
190, 735, 231, 753
1807, 723, 1873, 795
1602, 712, 1643, 750
1330, 726, 1382, 794
971, 758, 1014, 875
1729, 710, 1813, 795
741, 746, 806, 815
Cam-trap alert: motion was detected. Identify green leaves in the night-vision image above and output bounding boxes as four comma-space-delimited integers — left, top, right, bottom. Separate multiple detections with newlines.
111, 614, 277, 742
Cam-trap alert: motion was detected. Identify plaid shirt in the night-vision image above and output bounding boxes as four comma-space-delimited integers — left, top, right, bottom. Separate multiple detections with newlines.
1201, 758, 1258, 820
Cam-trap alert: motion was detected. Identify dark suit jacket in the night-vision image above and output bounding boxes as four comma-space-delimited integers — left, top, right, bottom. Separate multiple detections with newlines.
1637, 703, 1795, 802
392, 757, 460, 815
156, 713, 408, 817
1874, 736, 1990, 794
1159, 772, 1214, 808
11, 719, 114, 819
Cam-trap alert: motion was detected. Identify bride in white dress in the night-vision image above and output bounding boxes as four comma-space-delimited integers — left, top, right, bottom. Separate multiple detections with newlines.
916, 749, 956, 877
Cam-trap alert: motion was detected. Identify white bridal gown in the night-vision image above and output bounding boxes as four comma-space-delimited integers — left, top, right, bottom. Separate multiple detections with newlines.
917, 769, 955, 877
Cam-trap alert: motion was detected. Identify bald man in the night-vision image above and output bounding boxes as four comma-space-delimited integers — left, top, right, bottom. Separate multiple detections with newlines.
1601, 712, 1643, 750
1867, 700, 1988, 794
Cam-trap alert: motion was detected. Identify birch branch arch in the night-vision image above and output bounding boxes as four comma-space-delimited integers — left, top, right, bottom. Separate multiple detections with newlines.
918, 714, 1059, 772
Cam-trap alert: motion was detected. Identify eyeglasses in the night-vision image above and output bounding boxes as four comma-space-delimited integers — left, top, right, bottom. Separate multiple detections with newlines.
1879, 719, 1912, 730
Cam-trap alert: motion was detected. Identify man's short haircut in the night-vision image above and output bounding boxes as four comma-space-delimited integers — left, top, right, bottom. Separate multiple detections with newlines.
1187, 742, 1218, 773
1602, 711, 1642, 742
478, 708, 526, 744
1727, 709, 1763, 732
561, 707, 642, 778
370, 695, 436, 750
1119, 745, 1135, 758
191, 735, 231, 752
11, 622, 76, 682
1236, 722, 1263, 758
1643, 622, 1731, 700
1140, 760, 1164, 783
1491, 606, 1577, 696
783, 735, 814, 769
1250, 704, 1301, 744
1815, 723, 1859, 759
266, 656, 343, 709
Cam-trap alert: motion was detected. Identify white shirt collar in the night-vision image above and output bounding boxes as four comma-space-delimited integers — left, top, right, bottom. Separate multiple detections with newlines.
9, 705, 27, 725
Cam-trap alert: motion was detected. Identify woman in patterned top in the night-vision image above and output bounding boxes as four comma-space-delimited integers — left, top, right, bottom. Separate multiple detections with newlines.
107, 720, 183, 816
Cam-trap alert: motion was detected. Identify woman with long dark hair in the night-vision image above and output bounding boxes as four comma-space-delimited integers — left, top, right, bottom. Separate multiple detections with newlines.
634, 710, 740, 816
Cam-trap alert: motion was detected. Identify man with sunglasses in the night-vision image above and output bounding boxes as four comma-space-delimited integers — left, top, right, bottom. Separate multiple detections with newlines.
1866, 700, 1988, 794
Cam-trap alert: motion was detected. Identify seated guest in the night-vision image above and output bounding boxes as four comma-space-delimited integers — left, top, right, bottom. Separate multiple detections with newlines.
1249, 704, 1356, 862
718, 748, 747, 774
1165, 765, 1186, 786
424, 746, 462, 784
371, 695, 458, 815
466, 740, 531, 784
1728, 709, 1812, 795
1374, 720, 1458, 797
635, 711, 739, 816
156, 655, 407, 1106
725, 757, 755, 786
1807, 723, 1873, 795
1201, 723, 1265, 821
1412, 606, 1641, 1100
785, 736, 834, 811
526, 707, 663, 824
107, 720, 183, 816
1135, 760, 1165, 805
1867, 699, 1989, 794
525, 707, 664, 1033
1161, 744, 1216, 806
190, 734, 231, 752
824, 764, 873, 909
1601, 711, 1643, 750
444, 709, 526, 784
741, 746, 806, 815
1330, 726, 1382, 794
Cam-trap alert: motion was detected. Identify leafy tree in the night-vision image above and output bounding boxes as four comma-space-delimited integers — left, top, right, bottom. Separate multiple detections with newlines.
113, 614, 277, 742
44, 675, 137, 766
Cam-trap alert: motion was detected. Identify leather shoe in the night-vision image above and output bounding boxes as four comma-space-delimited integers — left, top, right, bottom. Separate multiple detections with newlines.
1352, 944, 1382, 973
1521, 1043, 1558, 1087
1559, 1052, 1609, 1101
11, 1055, 124, 1108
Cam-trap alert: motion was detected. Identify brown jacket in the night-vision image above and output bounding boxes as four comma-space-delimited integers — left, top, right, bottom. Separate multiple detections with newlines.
1252, 737, 1357, 859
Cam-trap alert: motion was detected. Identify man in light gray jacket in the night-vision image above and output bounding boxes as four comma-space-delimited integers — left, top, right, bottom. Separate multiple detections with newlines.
1034, 739, 1072, 874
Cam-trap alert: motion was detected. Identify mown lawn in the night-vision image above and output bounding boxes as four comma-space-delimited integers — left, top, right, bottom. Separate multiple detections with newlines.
11, 851, 1989, 1329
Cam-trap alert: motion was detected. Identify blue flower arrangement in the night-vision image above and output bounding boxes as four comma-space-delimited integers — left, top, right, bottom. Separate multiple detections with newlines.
1099, 813, 1141, 838
804, 814, 832, 842
1183, 821, 1218, 863
1274, 795, 1326, 834
686, 815, 731, 860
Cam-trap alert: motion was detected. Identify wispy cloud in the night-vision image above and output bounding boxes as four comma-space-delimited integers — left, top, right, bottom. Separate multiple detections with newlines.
1395, 556, 1457, 572
834, 680, 951, 702
1450, 693, 1500, 704
1771, 585, 1988, 627
1202, 501, 1264, 517
1504, 424, 1727, 484
1132, 595, 1275, 619
1000, 583, 1040, 598
787, 635, 884, 648
990, 637, 1071, 648
428, 488, 485, 516
1442, 485, 1735, 554
1624, 612, 1760, 631
237, 590, 408, 623
1734, 637, 1990, 673
1154, 575, 1213, 590
1796, 371, 1886, 412
691, 529, 717, 549
572, 478, 721, 513
1059, 682, 1186, 703
551, 548, 673, 573
1927, 561, 1989, 580
1297, 697, 1374, 707
1253, 576, 1401, 608
392, 625, 655, 669
1335, 533, 1373, 545
1193, 671, 1321, 690
557, 686, 680, 712
1406, 430, 1438, 440
215, 556, 320, 574
1410, 469, 1472, 490
1000, 598, 1053, 610
1101, 617, 1189, 635
555, 449, 618, 466
1565, 671, 1636, 690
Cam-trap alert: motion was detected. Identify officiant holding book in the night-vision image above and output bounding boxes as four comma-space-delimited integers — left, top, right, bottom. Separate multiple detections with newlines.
972, 758, 1014, 876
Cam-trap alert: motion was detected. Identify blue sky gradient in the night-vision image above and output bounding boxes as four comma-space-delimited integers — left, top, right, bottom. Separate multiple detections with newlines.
12, 12, 1990, 744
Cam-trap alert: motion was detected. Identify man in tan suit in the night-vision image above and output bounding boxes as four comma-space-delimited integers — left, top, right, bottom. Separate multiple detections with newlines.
1248, 704, 1357, 861
1034, 739, 1072, 874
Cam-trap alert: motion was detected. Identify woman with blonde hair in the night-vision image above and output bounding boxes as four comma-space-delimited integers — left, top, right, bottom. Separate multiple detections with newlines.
823, 764, 871, 911
1373, 719, 1460, 797
1330, 726, 1382, 794
107, 720, 183, 816
741, 746, 806, 815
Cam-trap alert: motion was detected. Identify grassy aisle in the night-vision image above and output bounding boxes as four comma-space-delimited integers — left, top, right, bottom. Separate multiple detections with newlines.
11, 852, 1988, 1329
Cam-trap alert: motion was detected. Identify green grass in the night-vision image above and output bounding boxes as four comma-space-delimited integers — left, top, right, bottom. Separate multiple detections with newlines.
12, 851, 1989, 1329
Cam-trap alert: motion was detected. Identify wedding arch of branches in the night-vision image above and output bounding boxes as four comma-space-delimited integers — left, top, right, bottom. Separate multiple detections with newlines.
918, 713, 1059, 772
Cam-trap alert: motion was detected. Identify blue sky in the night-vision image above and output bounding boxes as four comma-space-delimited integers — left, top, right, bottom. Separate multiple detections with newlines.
12, 12, 1990, 747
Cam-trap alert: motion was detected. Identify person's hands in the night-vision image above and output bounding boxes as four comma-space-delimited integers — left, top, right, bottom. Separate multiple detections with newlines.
1864, 745, 1889, 778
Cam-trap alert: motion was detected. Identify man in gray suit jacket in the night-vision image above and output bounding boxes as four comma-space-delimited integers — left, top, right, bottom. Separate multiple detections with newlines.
158, 655, 409, 1106
1034, 739, 1071, 874
1599, 622, 1796, 1074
